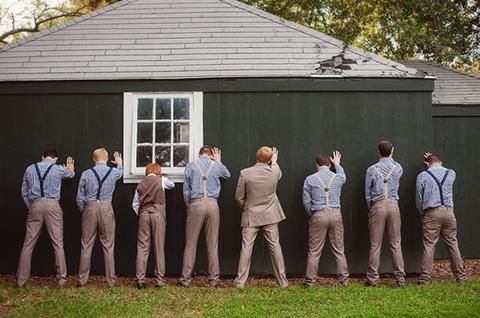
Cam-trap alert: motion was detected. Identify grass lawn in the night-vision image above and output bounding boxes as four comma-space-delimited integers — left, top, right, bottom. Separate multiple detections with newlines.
1, 278, 479, 317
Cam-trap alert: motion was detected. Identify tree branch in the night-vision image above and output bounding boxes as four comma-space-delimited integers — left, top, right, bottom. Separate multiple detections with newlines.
0, 4, 88, 44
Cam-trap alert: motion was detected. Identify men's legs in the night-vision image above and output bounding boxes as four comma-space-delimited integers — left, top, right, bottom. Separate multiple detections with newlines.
151, 213, 167, 286
441, 208, 467, 282
419, 209, 441, 283
98, 202, 116, 287
386, 201, 405, 284
204, 199, 220, 286
328, 209, 349, 285
263, 223, 288, 288
136, 213, 151, 285
234, 226, 260, 288
179, 200, 206, 286
304, 212, 328, 286
366, 201, 387, 284
78, 203, 99, 286
16, 201, 44, 287
43, 200, 67, 286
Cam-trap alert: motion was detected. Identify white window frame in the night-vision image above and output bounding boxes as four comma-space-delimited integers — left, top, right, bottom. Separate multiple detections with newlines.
123, 91, 203, 183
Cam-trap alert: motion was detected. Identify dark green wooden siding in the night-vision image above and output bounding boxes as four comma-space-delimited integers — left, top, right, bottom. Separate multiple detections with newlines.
432, 108, 480, 259
0, 79, 433, 277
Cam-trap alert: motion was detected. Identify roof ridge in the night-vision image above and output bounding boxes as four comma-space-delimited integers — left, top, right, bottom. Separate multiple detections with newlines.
220, 0, 418, 76
0, 0, 138, 53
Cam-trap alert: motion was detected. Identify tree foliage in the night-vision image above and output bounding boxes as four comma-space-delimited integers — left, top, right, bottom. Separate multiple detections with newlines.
242, 0, 480, 72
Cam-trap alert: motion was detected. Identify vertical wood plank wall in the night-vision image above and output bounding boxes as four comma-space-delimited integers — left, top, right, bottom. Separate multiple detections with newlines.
432, 107, 480, 259
0, 80, 434, 277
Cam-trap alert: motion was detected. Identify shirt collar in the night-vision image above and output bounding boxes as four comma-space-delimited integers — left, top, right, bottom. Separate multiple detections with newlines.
147, 173, 157, 177
379, 157, 393, 163
95, 163, 107, 167
319, 166, 330, 171
255, 162, 269, 167
42, 158, 54, 164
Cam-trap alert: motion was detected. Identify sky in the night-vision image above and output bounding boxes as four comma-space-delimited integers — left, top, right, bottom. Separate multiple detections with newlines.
0, 0, 68, 34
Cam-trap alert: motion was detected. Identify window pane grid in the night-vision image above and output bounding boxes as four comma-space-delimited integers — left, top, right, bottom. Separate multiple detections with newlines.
135, 96, 191, 169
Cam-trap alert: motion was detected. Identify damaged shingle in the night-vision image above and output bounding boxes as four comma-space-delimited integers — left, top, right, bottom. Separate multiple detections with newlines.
314, 54, 358, 74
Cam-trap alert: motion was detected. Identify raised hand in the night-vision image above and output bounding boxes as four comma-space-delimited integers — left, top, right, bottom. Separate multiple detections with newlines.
111, 151, 123, 166
65, 156, 75, 172
330, 151, 341, 166
211, 147, 222, 162
423, 152, 432, 165
271, 147, 279, 163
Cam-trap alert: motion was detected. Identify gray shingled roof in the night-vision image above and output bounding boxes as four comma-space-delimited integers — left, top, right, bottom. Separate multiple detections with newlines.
399, 60, 480, 106
0, 0, 423, 81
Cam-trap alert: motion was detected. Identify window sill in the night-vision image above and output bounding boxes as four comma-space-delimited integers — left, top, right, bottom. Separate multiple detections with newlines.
123, 173, 185, 184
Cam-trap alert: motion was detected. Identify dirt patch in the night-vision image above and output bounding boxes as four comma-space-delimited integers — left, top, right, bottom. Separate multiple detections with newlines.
1, 259, 478, 288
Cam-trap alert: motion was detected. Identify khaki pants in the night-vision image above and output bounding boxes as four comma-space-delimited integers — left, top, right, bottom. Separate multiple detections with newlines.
179, 198, 220, 286
17, 199, 66, 287
419, 206, 466, 283
366, 199, 405, 284
304, 208, 349, 285
136, 212, 166, 286
78, 201, 116, 286
234, 223, 288, 288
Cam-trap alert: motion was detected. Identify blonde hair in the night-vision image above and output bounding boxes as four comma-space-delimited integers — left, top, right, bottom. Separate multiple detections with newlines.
256, 146, 273, 164
145, 163, 162, 176
92, 148, 108, 161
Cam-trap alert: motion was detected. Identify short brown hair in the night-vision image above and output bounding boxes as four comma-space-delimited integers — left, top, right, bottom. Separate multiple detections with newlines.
315, 154, 331, 167
198, 145, 213, 156
426, 153, 442, 164
42, 149, 59, 159
256, 146, 273, 164
145, 163, 162, 176
378, 141, 393, 157
92, 148, 108, 161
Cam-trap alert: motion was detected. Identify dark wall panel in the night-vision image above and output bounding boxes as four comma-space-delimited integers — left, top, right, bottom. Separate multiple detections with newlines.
0, 86, 432, 277
433, 115, 480, 259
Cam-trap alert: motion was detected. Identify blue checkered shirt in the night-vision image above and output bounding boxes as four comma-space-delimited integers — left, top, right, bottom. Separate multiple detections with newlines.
21, 158, 75, 208
76, 163, 123, 212
303, 165, 346, 215
365, 158, 403, 207
183, 155, 231, 206
416, 165, 455, 213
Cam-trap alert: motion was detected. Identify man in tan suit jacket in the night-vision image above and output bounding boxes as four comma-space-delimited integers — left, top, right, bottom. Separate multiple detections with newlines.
233, 146, 288, 288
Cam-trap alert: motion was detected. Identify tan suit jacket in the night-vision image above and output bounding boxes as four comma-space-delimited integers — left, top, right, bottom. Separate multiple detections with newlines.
235, 162, 286, 227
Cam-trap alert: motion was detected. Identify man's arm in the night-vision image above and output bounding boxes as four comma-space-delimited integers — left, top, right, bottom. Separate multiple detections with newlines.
396, 163, 404, 178
335, 164, 347, 184
76, 173, 86, 212
61, 156, 75, 179
217, 163, 231, 180
162, 176, 175, 190
270, 147, 282, 180
21, 168, 32, 209
132, 189, 140, 215
211, 147, 231, 180
415, 174, 425, 215
183, 165, 192, 206
111, 151, 123, 179
330, 151, 346, 184
235, 173, 246, 209
365, 167, 373, 209
302, 179, 313, 216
